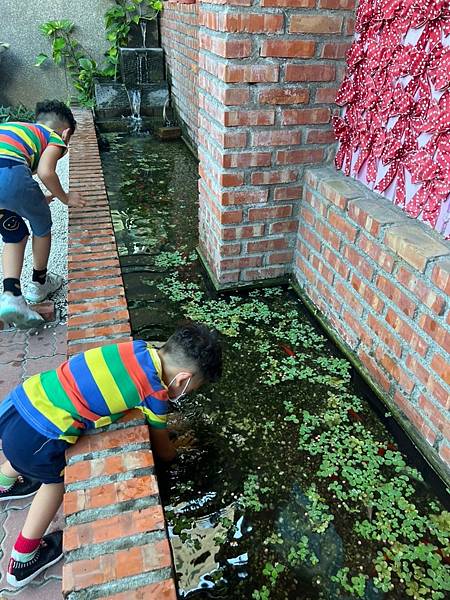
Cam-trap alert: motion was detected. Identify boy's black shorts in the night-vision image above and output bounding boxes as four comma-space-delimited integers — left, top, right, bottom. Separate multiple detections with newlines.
0, 395, 69, 484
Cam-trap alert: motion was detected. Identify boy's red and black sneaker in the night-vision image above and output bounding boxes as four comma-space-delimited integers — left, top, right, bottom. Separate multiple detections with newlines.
0, 476, 41, 501
7, 531, 63, 588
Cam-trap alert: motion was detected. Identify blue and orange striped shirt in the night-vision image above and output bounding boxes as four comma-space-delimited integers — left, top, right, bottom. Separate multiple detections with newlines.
0, 122, 66, 171
11, 341, 169, 443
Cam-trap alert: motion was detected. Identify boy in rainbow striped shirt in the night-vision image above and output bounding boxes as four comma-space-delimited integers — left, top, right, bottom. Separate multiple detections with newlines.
0, 322, 222, 588
0, 100, 86, 328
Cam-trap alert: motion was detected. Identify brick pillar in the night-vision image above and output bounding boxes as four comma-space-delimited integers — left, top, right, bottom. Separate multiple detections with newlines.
196, 0, 355, 287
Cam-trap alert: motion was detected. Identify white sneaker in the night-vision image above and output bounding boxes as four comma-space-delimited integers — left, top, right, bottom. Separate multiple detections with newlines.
25, 272, 64, 303
0, 294, 44, 328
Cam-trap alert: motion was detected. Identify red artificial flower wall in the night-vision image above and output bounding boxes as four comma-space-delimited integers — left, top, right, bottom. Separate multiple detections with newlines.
333, 0, 450, 238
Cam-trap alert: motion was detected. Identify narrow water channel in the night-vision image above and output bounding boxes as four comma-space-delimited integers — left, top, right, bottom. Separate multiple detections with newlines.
100, 132, 449, 600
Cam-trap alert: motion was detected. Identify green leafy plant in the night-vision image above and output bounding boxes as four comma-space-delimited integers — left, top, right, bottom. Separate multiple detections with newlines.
154, 250, 194, 269
332, 568, 368, 598
104, 0, 163, 79
239, 474, 270, 512
262, 562, 285, 586
304, 484, 335, 534
0, 105, 34, 123
252, 585, 270, 600
287, 535, 319, 567
35, 20, 98, 107
296, 390, 450, 599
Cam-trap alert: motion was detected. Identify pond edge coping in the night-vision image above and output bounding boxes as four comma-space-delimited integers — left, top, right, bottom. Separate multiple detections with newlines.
63, 108, 177, 600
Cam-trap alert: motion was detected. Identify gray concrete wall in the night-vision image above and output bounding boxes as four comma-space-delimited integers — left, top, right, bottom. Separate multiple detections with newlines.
0, 0, 113, 108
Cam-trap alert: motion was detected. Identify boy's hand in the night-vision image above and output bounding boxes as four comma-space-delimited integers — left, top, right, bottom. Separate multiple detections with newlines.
67, 191, 87, 207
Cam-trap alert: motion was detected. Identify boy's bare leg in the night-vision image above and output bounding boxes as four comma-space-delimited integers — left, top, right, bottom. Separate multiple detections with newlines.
21, 482, 64, 540
2, 238, 28, 282
31, 233, 51, 271
0, 460, 20, 478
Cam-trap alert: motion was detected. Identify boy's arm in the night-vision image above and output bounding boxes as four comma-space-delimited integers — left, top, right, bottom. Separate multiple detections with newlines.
148, 427, 177, 462
37, 146, 85, 207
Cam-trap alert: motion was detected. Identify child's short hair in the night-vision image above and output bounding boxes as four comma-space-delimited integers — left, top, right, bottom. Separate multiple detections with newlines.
35, 100, 77, 134
163, 322, 222, 383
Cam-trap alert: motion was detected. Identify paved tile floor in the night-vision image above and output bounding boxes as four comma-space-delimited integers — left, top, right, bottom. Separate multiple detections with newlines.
0, 324, 66, 598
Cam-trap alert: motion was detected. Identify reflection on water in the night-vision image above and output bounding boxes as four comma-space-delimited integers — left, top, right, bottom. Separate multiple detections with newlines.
169, 501, 237, 594
100, 133, 449, 600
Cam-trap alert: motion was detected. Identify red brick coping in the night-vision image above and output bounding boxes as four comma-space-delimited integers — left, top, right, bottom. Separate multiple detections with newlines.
295, 167, 450, 481
63, 109, 177, 599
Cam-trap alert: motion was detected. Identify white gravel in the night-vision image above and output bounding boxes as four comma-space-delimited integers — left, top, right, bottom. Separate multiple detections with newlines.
0, 154, 69, 321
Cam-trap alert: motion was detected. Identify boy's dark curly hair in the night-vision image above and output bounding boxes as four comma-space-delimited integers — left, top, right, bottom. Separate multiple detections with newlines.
164, 322, 222, 383
35, 100, 77, 133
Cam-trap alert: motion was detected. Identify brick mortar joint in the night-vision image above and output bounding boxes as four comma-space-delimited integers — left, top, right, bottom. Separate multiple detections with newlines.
65, 496, 159, 527
295, 238, 364, 343
64, 568, 173, 600
65, 466, 154, 492
341, 210, 450, 308
64, 530, 166, 563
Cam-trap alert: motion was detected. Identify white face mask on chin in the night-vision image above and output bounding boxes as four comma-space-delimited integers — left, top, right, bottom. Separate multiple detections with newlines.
167, 375, 191, 405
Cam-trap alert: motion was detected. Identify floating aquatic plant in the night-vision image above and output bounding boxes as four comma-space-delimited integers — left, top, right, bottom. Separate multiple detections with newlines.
157, 271, 449, 599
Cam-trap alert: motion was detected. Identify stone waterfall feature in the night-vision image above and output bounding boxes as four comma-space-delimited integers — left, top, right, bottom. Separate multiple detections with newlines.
94, 21, 168, 124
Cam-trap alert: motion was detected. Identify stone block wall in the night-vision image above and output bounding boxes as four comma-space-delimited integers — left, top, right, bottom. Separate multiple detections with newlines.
63, 110, 176, 599
161, 1, 199, 146
296, 167, 450, 477
195, 0, 355, 287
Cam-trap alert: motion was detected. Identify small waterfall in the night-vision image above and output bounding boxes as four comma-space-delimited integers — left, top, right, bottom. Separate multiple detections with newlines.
138, 3, 147, 48
136, 54, 142, 85
126, 88, 143, 133
140, 20, 147, 48
136, 53, 150, 85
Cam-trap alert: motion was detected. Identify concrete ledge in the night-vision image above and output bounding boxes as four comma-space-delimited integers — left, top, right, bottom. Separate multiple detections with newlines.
64, 109, 176, 599
295, 166, 450, 483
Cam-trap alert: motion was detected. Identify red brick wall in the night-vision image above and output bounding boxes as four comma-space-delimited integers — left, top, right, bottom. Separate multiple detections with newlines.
63, 110, 177, 599
161, 1, 199, 146
194, 0, 355, 287
296, 167, 450, 475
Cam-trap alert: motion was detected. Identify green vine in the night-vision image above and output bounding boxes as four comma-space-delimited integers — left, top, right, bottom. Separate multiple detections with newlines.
104, 0, 163, 80
35, 20, 98, 107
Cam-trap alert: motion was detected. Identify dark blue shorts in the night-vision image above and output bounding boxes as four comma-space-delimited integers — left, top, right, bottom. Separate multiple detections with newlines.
0, 395, 69, 484
0, 159, 52, 238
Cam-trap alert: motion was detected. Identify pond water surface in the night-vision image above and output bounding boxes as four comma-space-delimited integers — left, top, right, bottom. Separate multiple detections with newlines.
100, 132, 449, 600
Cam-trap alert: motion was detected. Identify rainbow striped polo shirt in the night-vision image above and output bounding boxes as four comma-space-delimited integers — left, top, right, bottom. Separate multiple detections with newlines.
0, 122, 66, 171
11, 341, 169, 443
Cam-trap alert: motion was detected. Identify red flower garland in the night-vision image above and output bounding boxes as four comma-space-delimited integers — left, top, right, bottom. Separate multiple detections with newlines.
334, 0, 450, 237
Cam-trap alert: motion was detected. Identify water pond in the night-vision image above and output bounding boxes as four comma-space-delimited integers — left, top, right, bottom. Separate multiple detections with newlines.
100, 132, 449, 600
